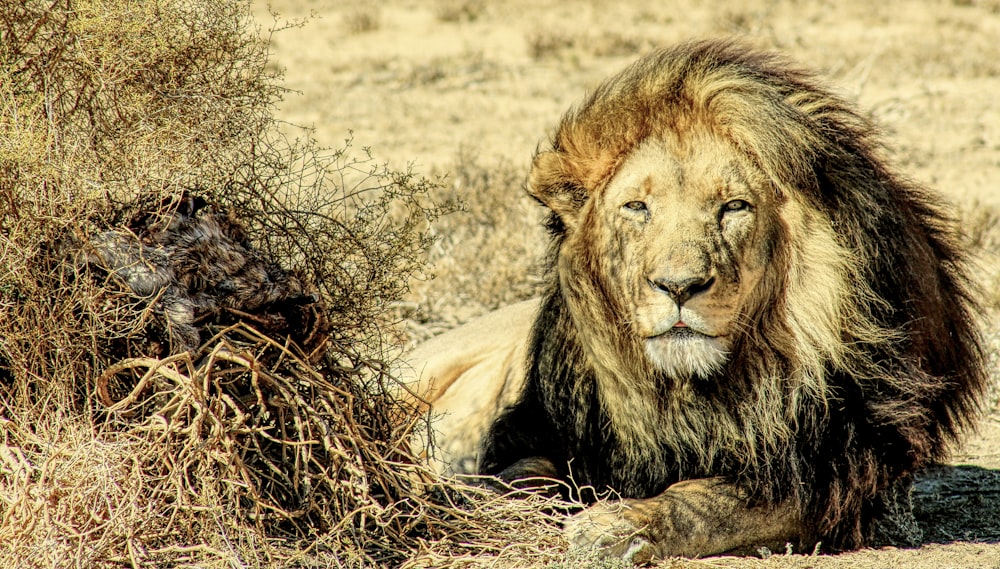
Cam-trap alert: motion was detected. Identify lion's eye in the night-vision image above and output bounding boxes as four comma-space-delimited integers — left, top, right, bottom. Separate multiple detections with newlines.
722, 199, 751, 214
623, 201, 648, 213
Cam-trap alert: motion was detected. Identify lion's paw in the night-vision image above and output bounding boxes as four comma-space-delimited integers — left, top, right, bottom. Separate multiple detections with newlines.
563, 502, 655, 564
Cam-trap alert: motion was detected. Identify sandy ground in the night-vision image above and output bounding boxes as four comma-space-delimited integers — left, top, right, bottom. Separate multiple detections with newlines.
252, 0, 1000, 566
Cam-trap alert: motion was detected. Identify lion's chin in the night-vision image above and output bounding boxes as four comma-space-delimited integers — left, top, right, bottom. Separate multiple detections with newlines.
644, 332, 728, 379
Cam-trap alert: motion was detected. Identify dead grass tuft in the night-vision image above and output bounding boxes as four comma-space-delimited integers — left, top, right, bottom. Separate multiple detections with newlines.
526, 28, 652, 61
435, 0, 487, 23
526, 29, 578, 60
343, 4, 381, 34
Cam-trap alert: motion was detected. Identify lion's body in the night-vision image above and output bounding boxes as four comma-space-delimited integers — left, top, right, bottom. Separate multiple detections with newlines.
405, 40, 986, 560
402, 299, 535, 475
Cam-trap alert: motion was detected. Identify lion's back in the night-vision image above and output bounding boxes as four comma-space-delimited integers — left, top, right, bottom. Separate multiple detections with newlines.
399, 298, 539, 475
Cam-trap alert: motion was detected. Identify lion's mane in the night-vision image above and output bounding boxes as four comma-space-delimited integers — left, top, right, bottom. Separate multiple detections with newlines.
479, 40, 986, 549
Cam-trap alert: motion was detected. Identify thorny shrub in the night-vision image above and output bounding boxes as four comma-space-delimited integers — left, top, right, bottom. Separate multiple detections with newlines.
0, 1, 566, 567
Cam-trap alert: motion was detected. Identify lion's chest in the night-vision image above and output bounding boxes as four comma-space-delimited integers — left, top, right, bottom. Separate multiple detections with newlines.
573, 378, 756, 496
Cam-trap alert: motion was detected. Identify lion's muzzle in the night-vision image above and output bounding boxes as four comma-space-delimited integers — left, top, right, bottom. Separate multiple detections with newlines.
648, 274, 716, 306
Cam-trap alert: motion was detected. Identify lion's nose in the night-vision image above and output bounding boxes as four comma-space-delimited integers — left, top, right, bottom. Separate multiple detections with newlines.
649, 275, 715, 305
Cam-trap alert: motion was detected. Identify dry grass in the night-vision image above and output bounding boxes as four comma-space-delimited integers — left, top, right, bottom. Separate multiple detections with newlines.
435, 0, 487, 23
960, 202, 1000, 310
0, 1, 568, 567
526, 28, 650, 61
343, 4, 381, 35
400, 151, 548, 342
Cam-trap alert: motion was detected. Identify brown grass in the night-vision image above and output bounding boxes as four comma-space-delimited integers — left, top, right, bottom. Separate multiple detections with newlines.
435, 0, 487, 23
960, 202, 1000, 310
527, 28, 650, 61
0, 1, 568, 567
343, 4, 381, 34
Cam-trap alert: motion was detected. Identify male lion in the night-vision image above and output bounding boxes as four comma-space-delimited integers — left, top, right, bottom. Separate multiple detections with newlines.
403, 40, 986, 561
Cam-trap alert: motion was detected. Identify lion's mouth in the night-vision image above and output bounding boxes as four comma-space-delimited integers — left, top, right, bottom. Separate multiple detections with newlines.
666, 327, 701, 338
643, 325, 729, 378
648, 325, 716, 340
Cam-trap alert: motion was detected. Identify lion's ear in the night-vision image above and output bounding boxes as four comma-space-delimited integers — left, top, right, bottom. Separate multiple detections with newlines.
527, 151, 589, 228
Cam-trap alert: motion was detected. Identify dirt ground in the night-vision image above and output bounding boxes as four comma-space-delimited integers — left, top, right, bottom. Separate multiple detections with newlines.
251, 0, 1000, 566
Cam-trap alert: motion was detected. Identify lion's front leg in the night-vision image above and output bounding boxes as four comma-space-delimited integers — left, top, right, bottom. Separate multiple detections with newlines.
564, 477, 802, 562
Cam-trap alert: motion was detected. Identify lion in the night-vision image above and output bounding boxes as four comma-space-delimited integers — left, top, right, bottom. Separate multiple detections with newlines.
402, 39, 987, 561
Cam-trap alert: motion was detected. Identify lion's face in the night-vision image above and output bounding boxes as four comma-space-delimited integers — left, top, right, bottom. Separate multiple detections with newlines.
554, 131, 782, 379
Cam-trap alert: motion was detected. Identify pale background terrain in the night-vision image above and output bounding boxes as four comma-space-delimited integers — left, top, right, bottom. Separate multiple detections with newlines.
252, 0, 1000, 566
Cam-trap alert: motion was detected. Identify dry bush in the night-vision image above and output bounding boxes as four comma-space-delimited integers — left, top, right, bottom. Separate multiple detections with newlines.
401, 151, 549, 341
0, 1, 564, 567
